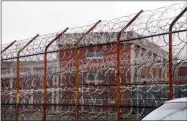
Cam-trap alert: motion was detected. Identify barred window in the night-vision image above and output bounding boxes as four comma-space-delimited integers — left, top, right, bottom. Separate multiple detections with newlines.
84, 96, 104, 105
86, 71, 104, 82
86, 50, 104, 59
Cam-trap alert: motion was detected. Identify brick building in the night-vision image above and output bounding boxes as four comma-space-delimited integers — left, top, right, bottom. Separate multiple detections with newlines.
56, 31, 186, 106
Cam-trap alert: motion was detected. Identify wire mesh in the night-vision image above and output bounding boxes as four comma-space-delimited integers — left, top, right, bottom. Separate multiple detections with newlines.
1, 3, 187, 121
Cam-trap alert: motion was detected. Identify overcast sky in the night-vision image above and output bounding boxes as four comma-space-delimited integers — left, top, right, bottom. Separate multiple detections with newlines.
2, 1, 186, 44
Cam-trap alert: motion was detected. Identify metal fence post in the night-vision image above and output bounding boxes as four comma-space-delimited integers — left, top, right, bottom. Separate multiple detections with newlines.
75, 20, 101, 121
43, 28, 68, 121
116, 10, 143, 121
1, 40, 16, 54
16, 34, 39, 121
169, 7, 187, 100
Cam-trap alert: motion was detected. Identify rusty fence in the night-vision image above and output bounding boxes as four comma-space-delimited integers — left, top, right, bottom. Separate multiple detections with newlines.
1, 3, 187, 121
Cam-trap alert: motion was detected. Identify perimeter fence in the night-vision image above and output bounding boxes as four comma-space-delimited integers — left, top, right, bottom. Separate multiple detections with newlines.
1, 3, 187, 121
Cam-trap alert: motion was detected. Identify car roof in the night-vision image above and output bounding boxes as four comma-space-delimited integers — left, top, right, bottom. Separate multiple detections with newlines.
166, 97, 187, 103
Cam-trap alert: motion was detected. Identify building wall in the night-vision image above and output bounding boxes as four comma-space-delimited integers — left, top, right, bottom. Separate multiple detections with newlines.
1, 41, 187, 106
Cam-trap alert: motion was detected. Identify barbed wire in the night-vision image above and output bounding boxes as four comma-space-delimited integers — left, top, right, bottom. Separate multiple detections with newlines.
1, 3, 187, 121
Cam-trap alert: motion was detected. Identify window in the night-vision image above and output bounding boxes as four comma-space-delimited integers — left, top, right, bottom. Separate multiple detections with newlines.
13, 80, 16, 89
21, 99, 30, 104
155, 67, 161, 80
10, 99, 16, 104
178, 67, 187, 77
107, 70, 115, 83
33, 67, 43, 74
87, 72, 94, 80
86, 50, 104, 59
2, 98, 10, 104
84, 97, 93, 104
34, 93, 43, 104
84, 96, 104, 105
51, 74, 59, 86
34, 99, 43, 104
86, 72, 104, 83
95, 97, 104, 105
140, 67, 152, 80
1, 81, 9, 90
20, 67, 31, 75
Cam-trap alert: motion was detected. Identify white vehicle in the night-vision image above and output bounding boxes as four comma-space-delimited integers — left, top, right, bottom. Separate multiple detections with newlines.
141, 97, 187, 120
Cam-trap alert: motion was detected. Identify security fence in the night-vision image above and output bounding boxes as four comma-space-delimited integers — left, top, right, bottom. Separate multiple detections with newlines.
1, 3, 187, 121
